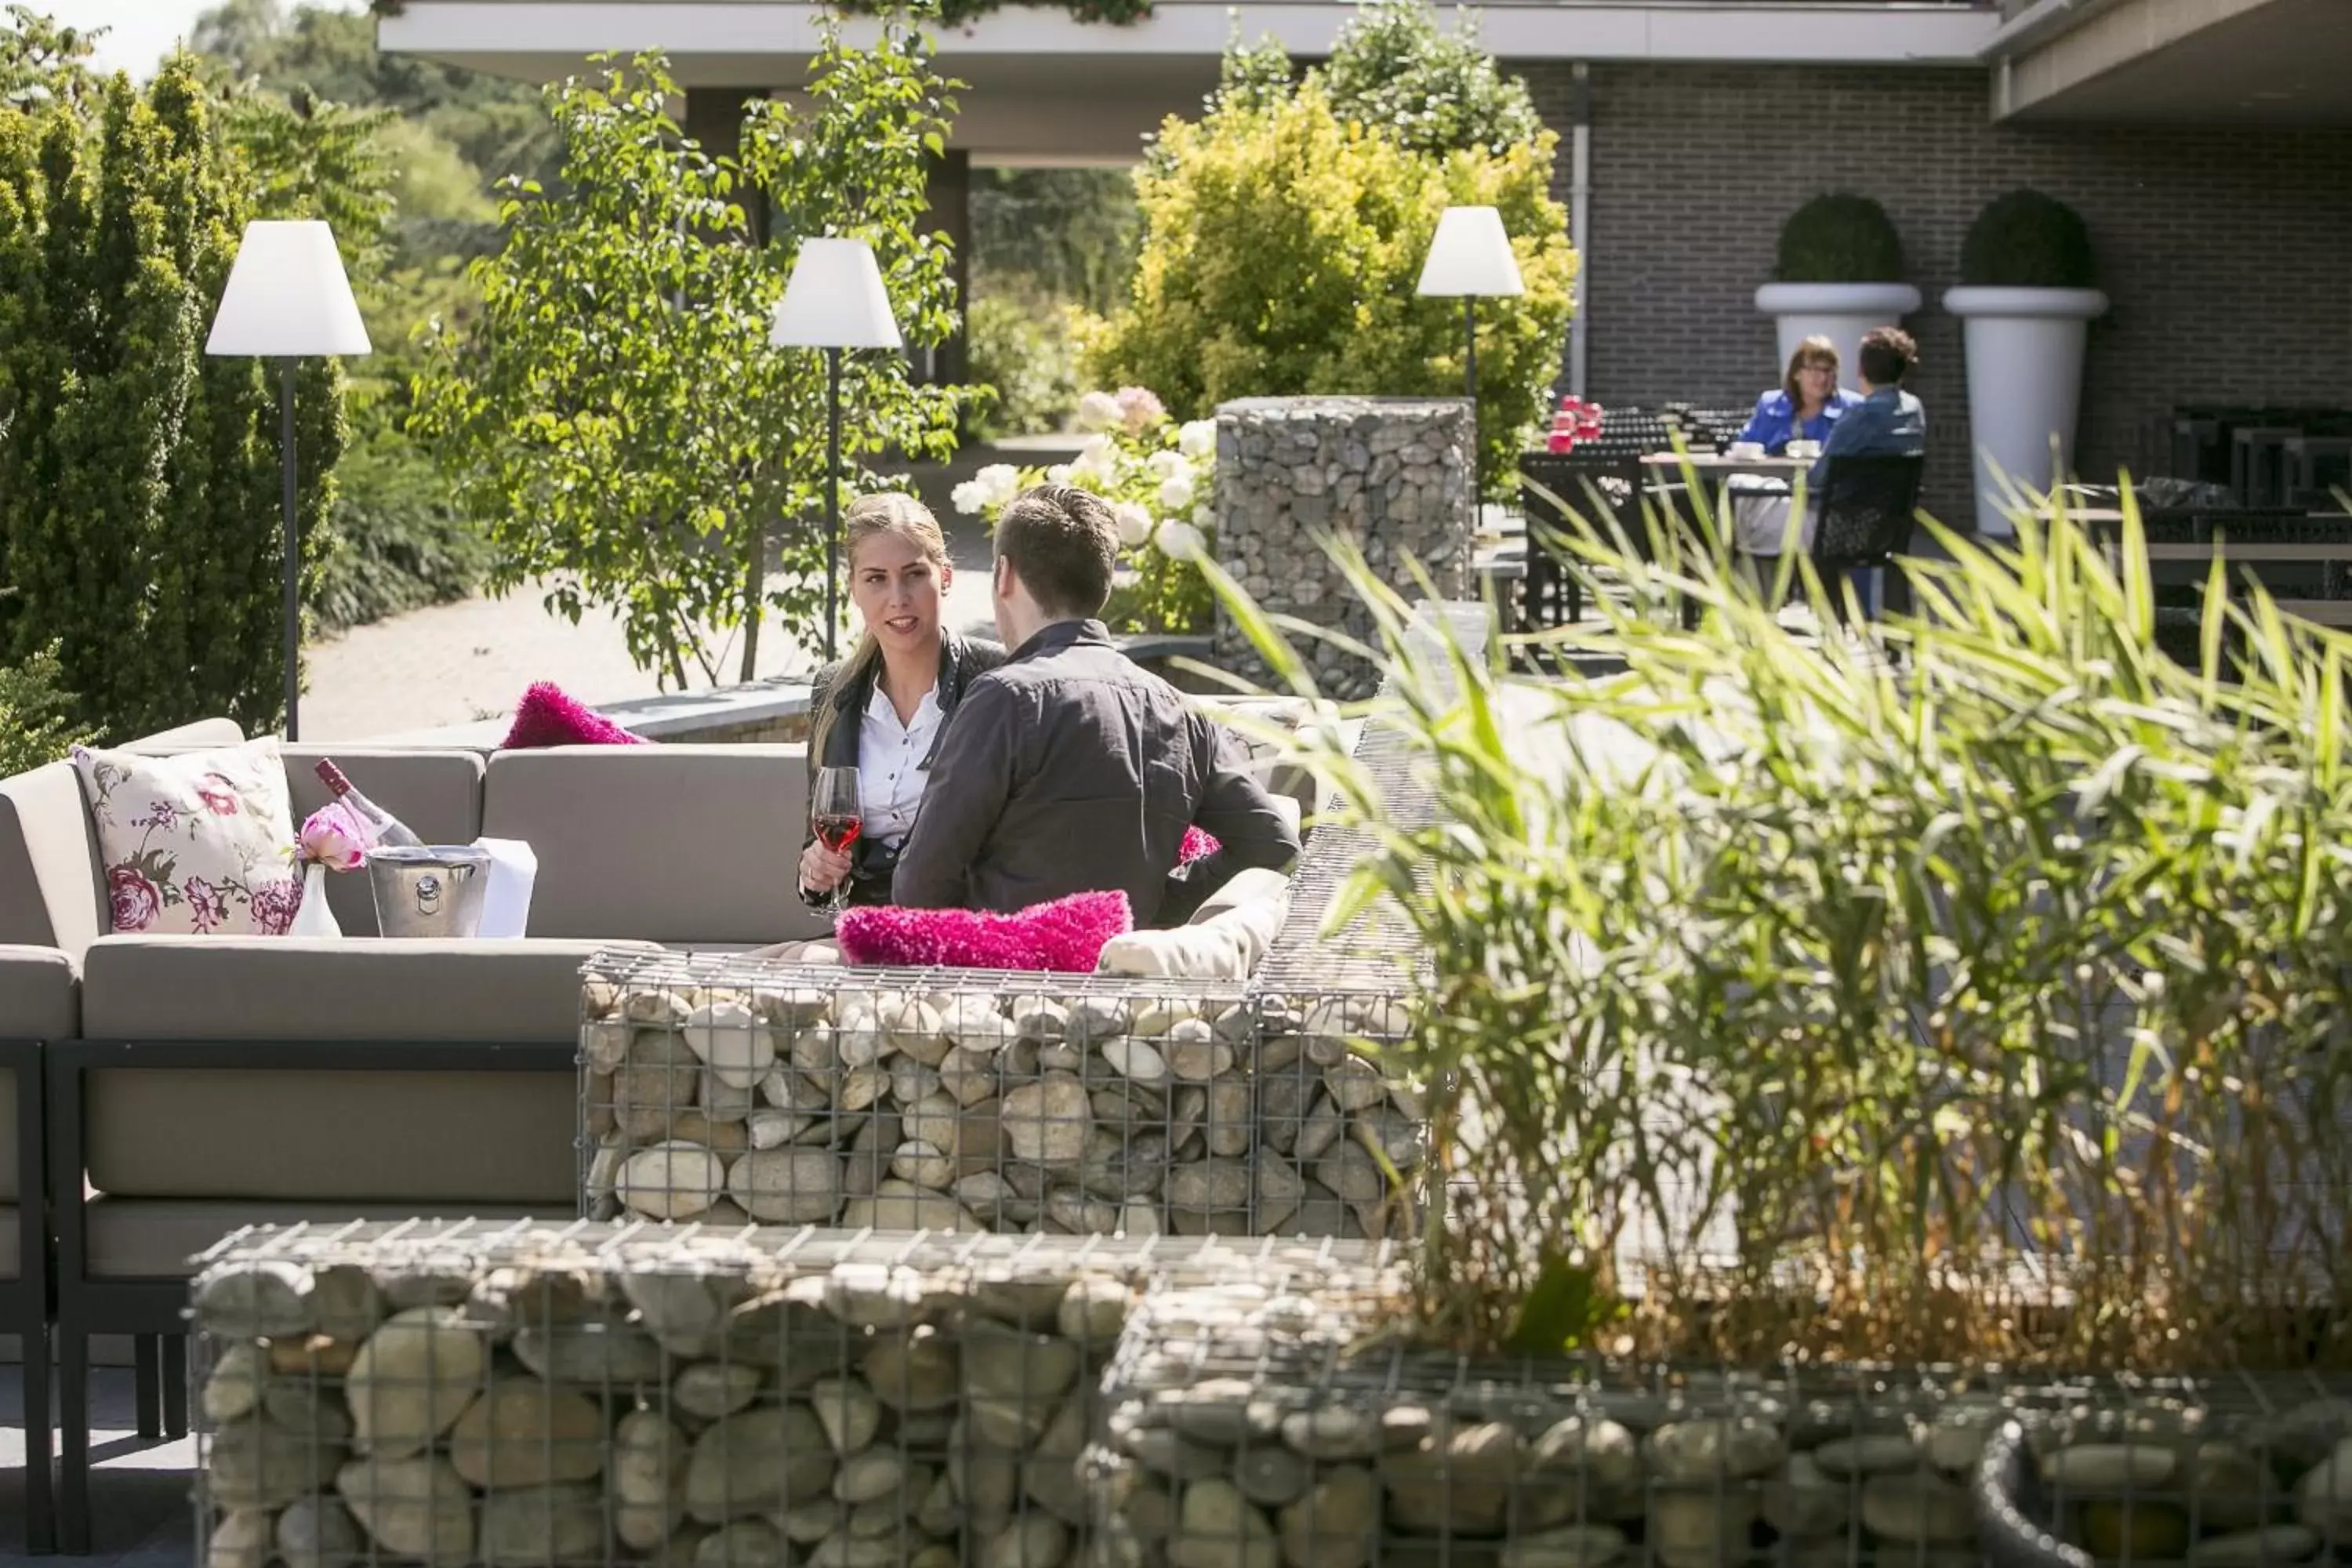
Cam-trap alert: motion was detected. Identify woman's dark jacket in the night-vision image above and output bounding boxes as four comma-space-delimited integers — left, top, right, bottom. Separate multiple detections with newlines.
800, 632, 1007, 908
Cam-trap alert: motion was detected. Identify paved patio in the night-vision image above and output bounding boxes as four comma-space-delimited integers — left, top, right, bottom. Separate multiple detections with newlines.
1, 1365, 192, 1567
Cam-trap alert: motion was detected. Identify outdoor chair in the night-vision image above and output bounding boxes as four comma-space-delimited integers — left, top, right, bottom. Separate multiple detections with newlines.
0, 949, 68, 1552
1806, 452, 1925, 623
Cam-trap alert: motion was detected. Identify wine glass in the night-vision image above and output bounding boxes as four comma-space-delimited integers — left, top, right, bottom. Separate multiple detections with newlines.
810, 767, 862, 920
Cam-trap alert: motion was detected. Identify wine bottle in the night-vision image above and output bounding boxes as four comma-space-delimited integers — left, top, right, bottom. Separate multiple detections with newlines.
314, 759, 426, 848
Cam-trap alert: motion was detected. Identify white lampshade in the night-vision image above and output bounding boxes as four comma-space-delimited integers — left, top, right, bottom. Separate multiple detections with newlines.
770, 238, 903, 350
1416, 205, 1524, 299
205, 220, 372, 358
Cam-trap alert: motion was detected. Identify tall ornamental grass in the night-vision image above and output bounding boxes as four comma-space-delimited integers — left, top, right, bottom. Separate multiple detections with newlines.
1214, 485, 2352, 1373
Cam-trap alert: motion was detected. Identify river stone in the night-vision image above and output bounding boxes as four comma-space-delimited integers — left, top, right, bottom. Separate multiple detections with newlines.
728, 1146, 844, 1223
806, 1536, 906, 1568
624, 987, 688, 1025
685, 1404, 833, 1521
938, 1044, 1001, 1105
1860, 1471, 1974, 1544
203, 1342, 267, 1423
1926, 1401, 2001, 1472
1502, 1526, 1631, 1568
2255, 1400, 2352, 1475
619, 1141, 728, 1219
1236, 1446, 1313, 1507
1283, 1405, 1379, 1460
1388, 1421, 1520, 1532
208, 1417, 337, 1510
1164, 1021, 1232, 1083
514, 1309, 666, 1386
684, 1000, 777, 1087
1274, 1463, 1377, 1568
1065, 994, 1129, 1045
1058, 1275, 1132, 1343
1167, 1158, 1251, 1216
1323, 1056, 1386, 1112
1649, 1417, 1787, 1483
967, 1323, 1082, 1405
942, 993, 1013, 1051
480, 1483, 604, 1565
618, 1030, 702, 1138
2083, 1500, 2190, 1559
978, 1515, 1069, 1568
1526, 1416, 1646, 1524
336, 1453, 474, 1561
955, 1428, 1021, 1533
892, 1138, 956, 1189
309, 1265, 384, 1341
447, 1375, 606, 1488
344, 1306, 485, 1457
843, 1177, 969, 1231
811, 1375, 881, 1454
1004, 1073, 1091, 1166
1203, 1076, 1253, 1156
865, 1333, 959, 1410
2296, 1438, 2352, 1541
583, 1017, 633, 1070
276, 1494, 365, 1568
695, 1521, 792, 1568
1104, 1036, 1171, 1086
1296, 1097, 1346, 1163
1761, 1451, 1846, 1537
1022, 1393, 1094, 1526
2194, 1525, 2321, 1566
1174, 1478, 1279, 1568
2042, 1442, 2177, 1494
1348, 1104, 1417, 1169
1314, 1143, 1385, 1206
196, 1261, 316, 1338
701, 1065, 758, 1123
836, 1448, 913, 1505
1815, 1433, 1922, 1478
884, 998, 952, 1065
612, 1410, 690, 1550
675, 1363, 764, 1421
263, 1379, 354, 1447
1164, 1377, 1283, 1446
1650, 1489, 1760, 1568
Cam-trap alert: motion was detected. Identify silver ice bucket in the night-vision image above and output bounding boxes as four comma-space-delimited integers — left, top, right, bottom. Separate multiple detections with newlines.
368, 844, 492, 940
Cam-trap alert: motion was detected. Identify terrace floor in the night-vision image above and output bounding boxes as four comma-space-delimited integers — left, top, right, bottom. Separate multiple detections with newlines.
1, 1364, 193, 1567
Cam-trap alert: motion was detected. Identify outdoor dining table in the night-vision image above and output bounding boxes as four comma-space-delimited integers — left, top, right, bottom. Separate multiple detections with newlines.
1637, 452, 1809, 481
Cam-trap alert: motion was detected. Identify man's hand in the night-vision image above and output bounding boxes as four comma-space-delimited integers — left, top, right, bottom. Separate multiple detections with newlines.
799, 840, 852, 895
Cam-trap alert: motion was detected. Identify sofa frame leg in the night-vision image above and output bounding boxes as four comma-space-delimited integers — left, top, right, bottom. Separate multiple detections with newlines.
132, 1337, 160, 1441
56, 1328, 89, 1555
20, 1319, 56, 1552
161, 1335, 187, 1439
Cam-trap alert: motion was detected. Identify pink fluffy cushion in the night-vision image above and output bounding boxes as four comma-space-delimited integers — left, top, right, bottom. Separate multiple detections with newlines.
1179, 825, 1218, 864
501, 682, 649, 750
837, 890, 1133, 973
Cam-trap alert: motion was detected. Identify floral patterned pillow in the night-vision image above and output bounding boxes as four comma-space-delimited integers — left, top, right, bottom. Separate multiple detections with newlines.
72, 740, 302, 935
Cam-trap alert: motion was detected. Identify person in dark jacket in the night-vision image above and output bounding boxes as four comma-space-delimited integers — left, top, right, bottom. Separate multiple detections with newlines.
798, 493, 1004, 911
891, 484, 1298, 926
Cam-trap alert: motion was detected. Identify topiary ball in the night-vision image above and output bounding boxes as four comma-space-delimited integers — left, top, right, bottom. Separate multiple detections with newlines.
1773, 193, 1905, 284
1958, 189, 2096, 289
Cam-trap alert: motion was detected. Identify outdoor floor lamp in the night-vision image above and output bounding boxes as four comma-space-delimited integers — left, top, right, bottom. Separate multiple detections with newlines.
205, 219, 371, 742
1416, 205, 1525, 483
770, 238, 903, 662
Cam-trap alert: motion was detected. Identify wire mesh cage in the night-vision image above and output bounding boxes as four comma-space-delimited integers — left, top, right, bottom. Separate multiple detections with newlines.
578, 951, 1425, 1240
1091, 1274, 2352, 1568
188, 1220, 1397, 1568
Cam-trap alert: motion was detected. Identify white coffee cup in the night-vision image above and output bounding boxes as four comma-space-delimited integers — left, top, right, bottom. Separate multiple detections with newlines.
1729, 441, 1766, 461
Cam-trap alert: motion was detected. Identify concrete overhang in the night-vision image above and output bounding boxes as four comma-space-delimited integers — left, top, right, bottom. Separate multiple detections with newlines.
1984, 0, 2352, 122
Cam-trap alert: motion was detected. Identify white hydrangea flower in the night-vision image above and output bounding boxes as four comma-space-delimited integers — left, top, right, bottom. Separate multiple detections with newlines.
949, 480, 988, 517
1112, 501, 1156, 547
1045, 463, 1072, 484
1191, 504, 1214, 529
1070, 437, 1116, 483
975, 463, 1022, 506
1145, 449, 1188, 481
1155, 518, 1206, 561
1156, 474, 1195, 513
1178, 419, 1217, 459
1075, 391, 1122, 433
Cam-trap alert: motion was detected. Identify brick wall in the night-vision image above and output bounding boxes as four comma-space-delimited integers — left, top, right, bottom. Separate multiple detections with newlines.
1516, 62, 2352, 518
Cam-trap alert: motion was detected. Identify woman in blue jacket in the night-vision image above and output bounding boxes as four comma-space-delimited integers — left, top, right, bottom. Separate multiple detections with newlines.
1738, 336, 1863, 454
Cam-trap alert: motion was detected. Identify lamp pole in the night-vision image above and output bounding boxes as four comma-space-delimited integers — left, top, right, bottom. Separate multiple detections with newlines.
1462, 295, 1479, 481
824, 345, 842, 662
279, 358, 302, 739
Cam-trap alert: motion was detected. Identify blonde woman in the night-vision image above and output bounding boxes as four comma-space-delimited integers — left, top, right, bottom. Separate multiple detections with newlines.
797, 493, 1004, 910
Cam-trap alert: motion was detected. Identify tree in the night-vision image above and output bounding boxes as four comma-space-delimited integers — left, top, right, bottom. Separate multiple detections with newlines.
411, 23, 969, 689
1082, 46, 1575, 498
0, 31, 347, 738
1314, 2, 1541, 158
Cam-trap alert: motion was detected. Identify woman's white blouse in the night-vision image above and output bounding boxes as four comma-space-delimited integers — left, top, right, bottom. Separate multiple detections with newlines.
858, 683, 944, 845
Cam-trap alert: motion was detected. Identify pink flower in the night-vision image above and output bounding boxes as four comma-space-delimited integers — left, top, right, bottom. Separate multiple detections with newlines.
299, 801, 371, 872
1113, 385, 1166, 436
184, 877, 227, 933
197, 775, 241, 815
248, 876, 301, 937
141, 800, 180, 832
107, 864, 161, 931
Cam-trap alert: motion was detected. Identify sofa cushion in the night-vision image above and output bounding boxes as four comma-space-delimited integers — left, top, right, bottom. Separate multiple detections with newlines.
280, 747, 487, 937
82, 935, 653, 1041
122, 717, 245, 753
0, 943, 77, 1039
1098, 891, 1287, 980
838, 890, 1134, 972
85, 1200, 551, 1280
482, 746, 826, 945
1188, 866, 1294, 926
73, 740, 300, 935
0, 1207, 16, 1279
0, 760, 104, 954
85, 1066, 577, 1204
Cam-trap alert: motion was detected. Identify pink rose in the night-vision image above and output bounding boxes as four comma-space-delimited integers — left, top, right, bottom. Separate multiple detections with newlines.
299, 801, 371, 872
197, 775, 241, 815
249, 876, 301, 936
184, 876, 227, 933
107, 864, 161, 931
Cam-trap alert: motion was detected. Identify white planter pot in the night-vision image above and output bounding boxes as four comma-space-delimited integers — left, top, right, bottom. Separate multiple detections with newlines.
1753, 281, 1923, 375
1943, 285, 2109, 536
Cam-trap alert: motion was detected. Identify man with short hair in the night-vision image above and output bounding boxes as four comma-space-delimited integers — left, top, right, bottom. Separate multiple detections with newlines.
1808, 325, 1926, 488
891, 485, 1300, 924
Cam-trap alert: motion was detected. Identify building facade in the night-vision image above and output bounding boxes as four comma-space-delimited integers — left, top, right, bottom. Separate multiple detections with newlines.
382, 0, 2352, 520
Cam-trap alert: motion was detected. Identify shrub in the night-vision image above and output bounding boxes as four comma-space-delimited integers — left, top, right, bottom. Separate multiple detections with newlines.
1315, 2, 1542, 158
965, 294, 1080, 441
1960, 187, 2096, 288
1773, 191, 1904, 283
1083, 72, 1573, 499
0, 639, 91, 775
313, 438, 492, 632
1225, 488, 2352, 1371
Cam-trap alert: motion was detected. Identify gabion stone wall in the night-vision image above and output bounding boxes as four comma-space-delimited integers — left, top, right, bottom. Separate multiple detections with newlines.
579, 951, 1424, 1242
191, 1222, 1398, 1568
1214, 397, 1475, 702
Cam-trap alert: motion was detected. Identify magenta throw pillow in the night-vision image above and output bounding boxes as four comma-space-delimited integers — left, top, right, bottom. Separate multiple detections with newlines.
837, 890, 1133, 973
502, 683, 649, 750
